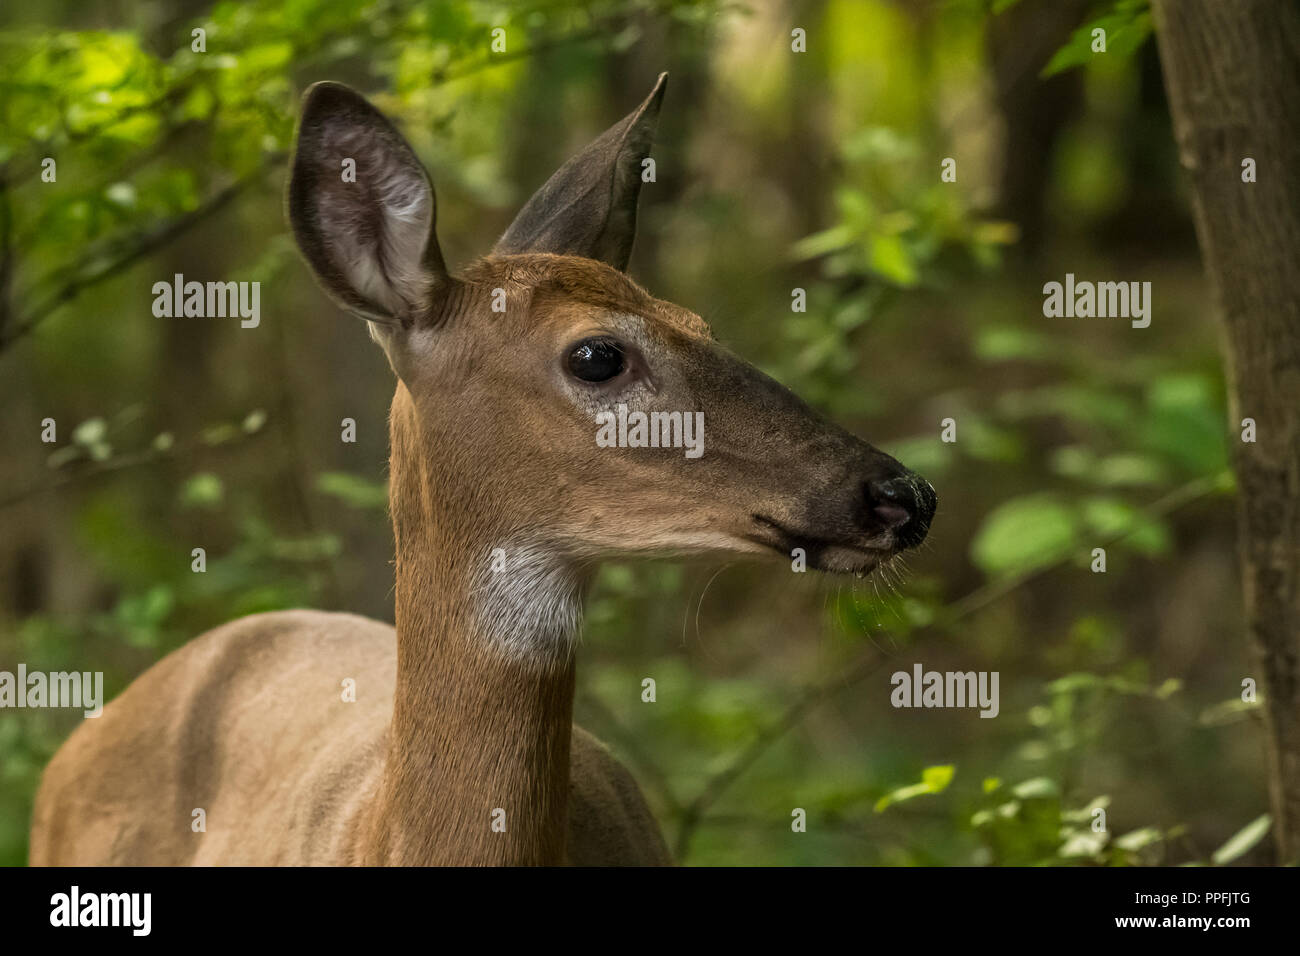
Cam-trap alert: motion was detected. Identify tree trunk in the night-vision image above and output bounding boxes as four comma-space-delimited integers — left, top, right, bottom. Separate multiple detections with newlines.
1150, 0, 1300, 864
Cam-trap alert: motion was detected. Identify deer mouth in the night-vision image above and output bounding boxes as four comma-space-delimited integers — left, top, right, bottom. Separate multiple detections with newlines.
747, 514, 895, 577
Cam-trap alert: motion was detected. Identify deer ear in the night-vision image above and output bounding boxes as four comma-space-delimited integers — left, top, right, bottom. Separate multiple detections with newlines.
493, 73, 667, 272
287, 82, 447, 326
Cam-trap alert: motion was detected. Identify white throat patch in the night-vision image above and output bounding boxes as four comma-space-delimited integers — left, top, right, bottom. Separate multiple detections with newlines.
471, 542, 584, 663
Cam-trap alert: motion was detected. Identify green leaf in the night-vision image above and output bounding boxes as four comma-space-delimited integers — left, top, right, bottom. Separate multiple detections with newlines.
201, 423, 241, 446
179, 473, 224, 509
72, 418, 107, 447
791, 225, 855, 260
104, 182, 136, 207
922, 765, 955, 791
1012, 777, 1058, 799
1153, 678, 1182, 700
1140, 373, 1227, 474
1062, 795, 1111, 823
875, 764, 955, 813
970, 494, 1078, 576
1041, 1, 1153, 78
971, 800, 1021, 827
868, 234, 919, 287
1059, 829, 1108, 858
1211, 814, 1271, 865
841, 127, 917, 164
1114, 826, 1164, 852
1198, 697, 1259, 727
1080, 496, 1171, 556
242, 409, 268, 433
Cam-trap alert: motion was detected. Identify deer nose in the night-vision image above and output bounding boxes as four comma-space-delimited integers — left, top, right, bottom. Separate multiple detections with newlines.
864, 475, 936, 550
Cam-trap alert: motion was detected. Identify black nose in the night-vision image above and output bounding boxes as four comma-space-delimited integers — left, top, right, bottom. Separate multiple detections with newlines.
864, 475, 936, 550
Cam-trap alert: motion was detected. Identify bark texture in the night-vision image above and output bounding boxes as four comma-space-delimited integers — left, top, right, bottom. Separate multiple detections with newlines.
1151, 0, 1300, 863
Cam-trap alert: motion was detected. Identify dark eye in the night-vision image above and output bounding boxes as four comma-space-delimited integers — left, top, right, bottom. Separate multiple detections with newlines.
567, 339, 626, 383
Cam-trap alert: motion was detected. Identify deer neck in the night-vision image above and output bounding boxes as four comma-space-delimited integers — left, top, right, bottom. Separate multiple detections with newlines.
357, 385, 583, 866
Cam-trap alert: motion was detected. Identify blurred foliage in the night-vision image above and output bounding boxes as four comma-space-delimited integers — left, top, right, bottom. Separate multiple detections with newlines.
0, 0, 1268, 867
1041, 0, 1151, 78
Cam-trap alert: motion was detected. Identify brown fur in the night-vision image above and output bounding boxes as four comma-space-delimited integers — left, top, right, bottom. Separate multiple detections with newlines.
30, 611, 668, 865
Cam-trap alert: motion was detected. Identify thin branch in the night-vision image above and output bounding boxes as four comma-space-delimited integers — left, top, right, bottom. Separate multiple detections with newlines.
434, 23, 613, 83
0, 425, 267, 511
0, 153, 283, 354
270, 277, 344, 600
673, 649, 889, 860
1, 83, 199, 186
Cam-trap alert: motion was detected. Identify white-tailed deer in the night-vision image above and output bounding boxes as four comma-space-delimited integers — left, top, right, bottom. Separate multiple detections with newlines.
30, 74, 936, 866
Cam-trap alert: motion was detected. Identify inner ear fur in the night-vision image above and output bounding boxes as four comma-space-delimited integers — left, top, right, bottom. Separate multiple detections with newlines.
287, 82, 447, 326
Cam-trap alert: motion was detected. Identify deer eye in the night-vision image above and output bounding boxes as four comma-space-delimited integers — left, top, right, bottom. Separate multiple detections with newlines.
567, 339, 626, 383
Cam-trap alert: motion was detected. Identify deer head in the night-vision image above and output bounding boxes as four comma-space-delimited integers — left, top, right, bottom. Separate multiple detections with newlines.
287, 75, 937, 656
